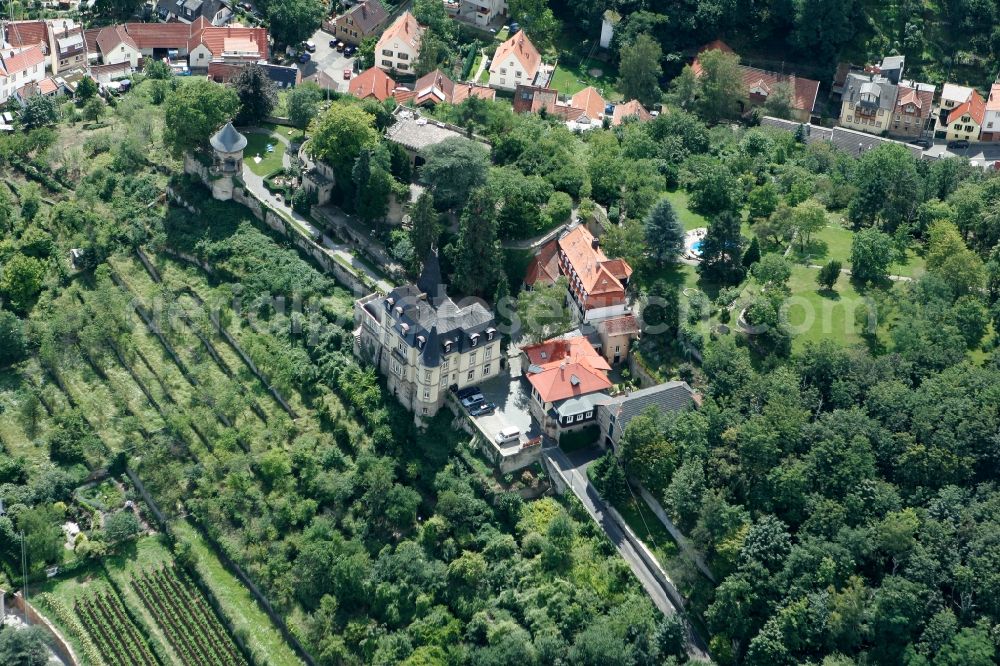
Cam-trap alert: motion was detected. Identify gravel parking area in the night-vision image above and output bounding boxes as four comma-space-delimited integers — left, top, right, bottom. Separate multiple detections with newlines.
298, 28, 358, 93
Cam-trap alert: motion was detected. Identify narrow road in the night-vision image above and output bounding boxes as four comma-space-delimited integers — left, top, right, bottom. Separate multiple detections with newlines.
635, 484, 716, 583
543, 445, 710, 659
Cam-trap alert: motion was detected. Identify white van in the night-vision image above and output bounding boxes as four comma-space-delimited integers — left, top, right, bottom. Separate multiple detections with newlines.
494, 425, 521, 445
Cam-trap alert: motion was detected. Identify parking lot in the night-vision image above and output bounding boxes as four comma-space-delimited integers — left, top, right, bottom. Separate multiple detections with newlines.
298, 28, 358, 93
922, 141, 1000, 166
463, 355, 541, 450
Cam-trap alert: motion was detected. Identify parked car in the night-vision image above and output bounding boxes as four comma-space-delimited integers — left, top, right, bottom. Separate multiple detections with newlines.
299, 52, 311, 63
947, 139, 970, 150
344, 45, 357, 57
336, 41, 346, 52
469, 402, 497, 417
908, 138, 931, 149
343, 68, 352, 80
461, 394, 485, 408
329, 39, 337, 48
494, 425, 521, 444
455, 385, 480, 399
239, 2, 252, 10
304, 40, 316, 52
509, 22, 520, 34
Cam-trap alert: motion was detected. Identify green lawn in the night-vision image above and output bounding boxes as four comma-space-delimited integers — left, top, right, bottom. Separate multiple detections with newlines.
784, 264, 871, 350
790, 217, 855, 267
890, 246, 927, 278
549, 63, 621, 100
171, 519, 305, 666
244, 131, 286, 176
662, 189, 709, 231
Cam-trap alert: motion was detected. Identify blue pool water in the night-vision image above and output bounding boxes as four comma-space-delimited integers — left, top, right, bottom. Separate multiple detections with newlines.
691, 240, 703, 252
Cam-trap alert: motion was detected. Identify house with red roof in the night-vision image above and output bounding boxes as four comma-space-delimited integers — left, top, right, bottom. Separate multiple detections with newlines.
521, 336, 613, 436
375, 11, 423, 74
0, 45, 48, 103
526, 224, 633, 324
489, 31, 550, 91
692, 41, 820, 123
941, 88, 985, 143
349, 66, 397, 101
397, 69, 495, 106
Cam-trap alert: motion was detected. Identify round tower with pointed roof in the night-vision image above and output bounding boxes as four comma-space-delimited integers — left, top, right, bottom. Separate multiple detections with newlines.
210, 121, 247, 175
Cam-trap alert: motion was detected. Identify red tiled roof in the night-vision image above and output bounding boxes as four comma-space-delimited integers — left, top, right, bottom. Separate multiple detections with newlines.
5, 21, 49, 52
947, 89, 986, 126
987, 83, 1000, 112
199, 26, 269, 59
452, 82, 495, 103
3, 45, 46, 76
558, 225, 632, 294
124, 22, 201, 50
491, 31, 541, 78
37, 77, 58, 94
377, 11, 422, 51
599, 314, 640, 337
412, 69, 453, 105
524, 337, 612, 403
571, 86, 606, 120
96, 24, 137, 54
524, 238, 561, 286
349, 66, 396, 101
611, 99, 651, 125
895, 83, 934, 115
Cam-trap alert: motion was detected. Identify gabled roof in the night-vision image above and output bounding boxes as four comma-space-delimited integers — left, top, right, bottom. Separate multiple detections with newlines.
557, 224, 633, 295
96, 24, 137, 54
895, 82, 933, 114
987, 83, 1000, 113
2, 45, 46, 77
598, 313, 640, 337
524, 337, 613, 404
843, 72, 897, 111
4, 21, 49, 52
946, 89, 986, 126
941, 82, 974, 104
611, 99, 651, 125
524, 238, 561, 286
199, 26, 269, 59
412, 69, 454, 105
571, 86, 606, 120
339, 0, 388, 35
377, 11, 422, 51
605, 381, 696, 432
349, 66, 397, 101
491, 31, 541, 77
123, 22, 201, 50
452, 82, 495, 103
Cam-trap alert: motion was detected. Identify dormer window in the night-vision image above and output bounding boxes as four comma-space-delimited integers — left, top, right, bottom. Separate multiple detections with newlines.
471, 334, 479, 347
486, 328, 496, 340
401, 323, 410, 333
444, 341, 452, 353
395, 306, 403, 316
417, 335, 425, 349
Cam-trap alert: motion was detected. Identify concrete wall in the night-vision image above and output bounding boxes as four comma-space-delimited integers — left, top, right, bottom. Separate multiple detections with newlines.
4, 591, 80, 666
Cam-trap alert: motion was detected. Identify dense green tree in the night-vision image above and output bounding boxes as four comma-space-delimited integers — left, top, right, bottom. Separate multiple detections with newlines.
748, 183, 779, 221
231, 63, 278, 126
508, 0, 560, 48
104, 511, 140, 544
451, 187, 502, 297
268, 0, 325, 47
644, 197, 685, 266
699, 211, 746, 285
696, 48, 743, 124
618, 33, 663, 107
792, 199, 828, 252
685, 158, 742, 217
352, 145, 394, 225
817, 260, 842, 290
21, 95, 58, 129
0, 626, 50, 666
850, 227, 895, 283
287, 82, 323, 134
847, 144, 920, 232
541, 510, 574, 571
751, 254, 792, 293
0, 310, 27, 367
163, 80, 240, 155
308, 102, 379, 184
421, 137, 490, 210
762, 82, 795, 120
0, 254, 46, 314
790, 0, 855, 65
516, 277, 572, 342
17, 504, 64, 570
408, 191, 441, 273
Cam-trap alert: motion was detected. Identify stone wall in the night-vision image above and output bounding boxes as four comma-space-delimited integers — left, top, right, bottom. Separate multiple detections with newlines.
3, 591, 79, 666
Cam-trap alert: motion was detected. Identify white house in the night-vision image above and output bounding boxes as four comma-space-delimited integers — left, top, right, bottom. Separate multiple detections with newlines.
375, 11, 423, 74
489, 31, 542, 92
0, 45, 47, 104
455, 0, 506, 27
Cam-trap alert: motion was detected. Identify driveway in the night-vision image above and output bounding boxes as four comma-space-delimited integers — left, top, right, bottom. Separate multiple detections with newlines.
298, 27, 357, 92
923, 141, 1000, 166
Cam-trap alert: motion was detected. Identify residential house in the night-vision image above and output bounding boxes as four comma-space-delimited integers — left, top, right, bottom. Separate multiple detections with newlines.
982, 79, 1000, 142
188, 25, 269, 69
395, 69, 495, 106
941, 89, 985, 142
15, 76, 61, 104
597, 381, 696, 449
890, 80, 935, 138
332, 0, 388, 46
522, 337, 613, 437
90, 61, 133, 85
611, 99, 652, 125
0, 45, 48, 104
3, 21, 49, 55
692, 41, 820, 123
155, 0, 232, 26
878, 55, 905, 84
90, 25, 141, 69
349, 66, 397, 101
512, 84, 611, 131
489, 31, 547, 91
595, 314, 640, 365
375, 11, 422, 74
939, 83, 975, 114
51, 23, 87, 75
839, 72, 898, 135
353, 250, 499, 417
452, 0, 506, 28
525, 224, 633, 323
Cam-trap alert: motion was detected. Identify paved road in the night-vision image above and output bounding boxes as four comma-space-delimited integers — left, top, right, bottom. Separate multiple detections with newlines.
543, 445, 710, 659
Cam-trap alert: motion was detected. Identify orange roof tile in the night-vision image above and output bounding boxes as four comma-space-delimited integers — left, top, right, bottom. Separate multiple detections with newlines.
4, 21, 49, 52
491, 31, 541, 78
349, 66, 396, 101
523, 337, 612, 403
124, 22, 201, 50
986, 83, 1000, 112
947, 89, 986, 126
3, 45, 45, 76
611, 99, 652, 125
37, 77, 58, 94
376, 11, 422, 51
557, 225, 632, 293
599, 314, 640, 336
524, 238, 561, 286
570, 86, 606, 119
452, 82, 495, 103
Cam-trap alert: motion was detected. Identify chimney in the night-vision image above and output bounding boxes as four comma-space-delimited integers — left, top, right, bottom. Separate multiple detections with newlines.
591, 237, 599, 250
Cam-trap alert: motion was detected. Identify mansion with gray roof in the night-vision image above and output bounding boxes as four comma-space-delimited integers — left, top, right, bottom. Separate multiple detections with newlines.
354, 251, 499, 416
